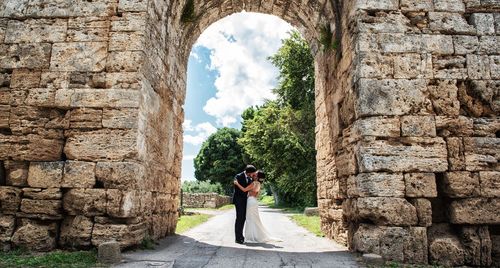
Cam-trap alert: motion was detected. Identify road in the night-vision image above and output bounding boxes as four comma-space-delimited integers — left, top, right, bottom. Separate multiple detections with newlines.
115, 206, 361, 268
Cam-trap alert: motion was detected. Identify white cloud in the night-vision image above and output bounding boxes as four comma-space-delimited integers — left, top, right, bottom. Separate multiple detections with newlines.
182, 119, 194, 131
183, 154, 196, 161
183, 122, 217, 146
194, 12, 293, 127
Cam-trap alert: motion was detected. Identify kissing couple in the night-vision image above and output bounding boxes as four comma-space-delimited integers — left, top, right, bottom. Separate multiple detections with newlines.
233, 165, 281, 244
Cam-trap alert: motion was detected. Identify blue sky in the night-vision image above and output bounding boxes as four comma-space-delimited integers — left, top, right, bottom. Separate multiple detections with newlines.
181, 12, 294, 181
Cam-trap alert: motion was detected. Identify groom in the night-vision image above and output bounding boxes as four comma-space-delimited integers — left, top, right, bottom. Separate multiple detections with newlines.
233, 164, 257, 244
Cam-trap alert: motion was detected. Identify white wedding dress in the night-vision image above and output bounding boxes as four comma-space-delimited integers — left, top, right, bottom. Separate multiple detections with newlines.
244, 182, 280, 243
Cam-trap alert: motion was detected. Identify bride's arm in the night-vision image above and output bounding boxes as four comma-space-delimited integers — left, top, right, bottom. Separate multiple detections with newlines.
234, 180, 254, 192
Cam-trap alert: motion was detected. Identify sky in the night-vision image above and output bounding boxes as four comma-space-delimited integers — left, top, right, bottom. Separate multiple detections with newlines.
181, 12, 294, 181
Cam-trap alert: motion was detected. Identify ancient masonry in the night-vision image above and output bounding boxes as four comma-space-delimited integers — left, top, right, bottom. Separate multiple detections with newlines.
0, 0, 498, 266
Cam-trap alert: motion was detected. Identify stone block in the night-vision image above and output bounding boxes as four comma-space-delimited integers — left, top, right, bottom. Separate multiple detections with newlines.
460, 226, 492, 266
433, 0, 465, 11
118, 0, 148, 12
59, 215, 93, 248
433, 55, 467, 79
356, 0, 400, 11
394, 53, 433, 79
106, 189, 140, 218
356, 52, 393, 79
55, 88, 139, 108
336, 149, 357, 177
50, 42, 107, 72
102, 108, 138, 129
19, 0, 117, 18
467, 54, 491, 79
490, 55, 500, 79
355, 79, 428, 117
401, 115, 436, 137
473, 118, 500, 137
356, 197, 418, 226
111, 12, 147, 32
435, 116, 473, 137
9, 134, 64, 161
470, 13, 495, 35
464, 137, 499, 171
442, 171, 480, 198
69, 108, 102, 129
4, 161, 28, 187
453, 35, 479, 55
428, 80, 460, 116
4, 19, 67, 43
95, 161, 145, 190
64, 129, 138, 161
0, 43, 51, 69
11, 219, 57, 252
422, 35, 455, 54
98, 241, 121, 264
347, 173, 405, 197
404, 173, 437, 197
11, 69, 41, 89
410, 198, 432, 226
105, 51, 144, 72
105, 72, 141, 89
20, 199, 62, 215
0, 186, 21, 213
429, 12, 476, 34
348, 117, 401, 140
109, 31, 144, 51
400, 0, 434, 11
23, 188, 62, 200
449, 198, 500, 224
479, 36, 500, 54
0, 215, 15, 242
357, 138, 448, 173
62, 161, 96, 188
0, 89, 10, 105
67, 17, 110, 42
428, 224, 465, 267
447, 137, 466, 170
92, 222, 146, 249
27, 161, 64, 188
479, 171, 500, 197
63, 188, 107, 216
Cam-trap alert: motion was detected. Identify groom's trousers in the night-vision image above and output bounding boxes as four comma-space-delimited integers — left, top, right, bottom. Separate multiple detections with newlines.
234, 197, 247, 242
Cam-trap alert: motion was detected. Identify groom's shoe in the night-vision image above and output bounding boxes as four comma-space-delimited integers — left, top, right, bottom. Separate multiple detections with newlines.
235, 239, 244, 244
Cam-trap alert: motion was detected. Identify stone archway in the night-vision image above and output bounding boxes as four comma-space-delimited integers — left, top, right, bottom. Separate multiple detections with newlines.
0, 0, 499, 266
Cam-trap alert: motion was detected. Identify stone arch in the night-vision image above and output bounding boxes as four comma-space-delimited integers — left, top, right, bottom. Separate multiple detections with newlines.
0, 0, 499, 266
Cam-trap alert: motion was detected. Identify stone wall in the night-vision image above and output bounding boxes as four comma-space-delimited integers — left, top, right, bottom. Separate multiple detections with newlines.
0, 0, 498, 266
182, 193, 231, 208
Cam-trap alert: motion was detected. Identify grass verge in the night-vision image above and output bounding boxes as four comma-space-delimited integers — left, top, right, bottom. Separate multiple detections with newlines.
0, 249, 98, 268
176, 214, 213, 234
289, 215, 324, 237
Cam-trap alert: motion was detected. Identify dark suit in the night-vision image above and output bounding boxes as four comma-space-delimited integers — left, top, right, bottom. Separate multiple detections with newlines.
233, 171, 252, 242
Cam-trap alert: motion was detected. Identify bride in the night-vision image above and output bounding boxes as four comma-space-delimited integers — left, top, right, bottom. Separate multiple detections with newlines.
234, 170, 280, 243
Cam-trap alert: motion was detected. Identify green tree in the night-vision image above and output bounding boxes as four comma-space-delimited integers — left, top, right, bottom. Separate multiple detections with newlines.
194, 127, 246, 193
239, 30, 316, 207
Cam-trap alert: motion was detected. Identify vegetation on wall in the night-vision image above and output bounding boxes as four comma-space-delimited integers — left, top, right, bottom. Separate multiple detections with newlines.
181, 0, 197, 23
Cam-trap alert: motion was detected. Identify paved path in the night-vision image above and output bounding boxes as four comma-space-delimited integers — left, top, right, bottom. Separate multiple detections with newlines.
116, 206, 361, 268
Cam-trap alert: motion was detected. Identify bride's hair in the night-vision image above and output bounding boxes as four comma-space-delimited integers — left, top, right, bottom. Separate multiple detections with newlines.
256, 170, 265, 183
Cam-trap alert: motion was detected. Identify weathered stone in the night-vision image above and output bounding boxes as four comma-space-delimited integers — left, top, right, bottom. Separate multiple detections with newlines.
464, 137, 499, 171
62, 161, 96, 188
356, 197, 418, 226
400, 0, 433, 11
394, 53, 433, 79
404, 173, 437, 197
357, 138, 448, 173
401, 115, 436, 137
5, 19, 67, 43
67, 17, 110, 42
0, 43, 51, 69
105, 72, 141, 89
98, 240, 121, 264
20, 199, 61, 215
491, 55, 500, 79
0, 215, 15, 242
356, 0, 399, 10
106, 189, 140, 218
105, 51, 144, 72
336, 149, 357, 177
11, 220, 57, 252
11, 69, 41, 89
470, 13, 495, 36
449, 198, 500, 224
409, 198, 432, 227
467, 54, 491, 79
428, 224, 465, 267
55, 88, 139, 108
59, 215, 93, 248
428, 80, 460, 116
473, 118, 500, 137
436, 116, 473, 137
9, 135, 64, 161
460, 226, 492, 266
111, 12, 147, 32
459, 80, 499, 116
0, 186, 22, 213
453, 35, 479, 55
4, 161, 28, 186
479, 171, 500, 197
429, 12, 476, 34
447, 137, 466, 170
109, 31, 144, 51
95, 161, 145, 190
63, 188, 107, 216
355, 79, 428, 117
347, 173, 405, 197
27, 161, 64, 188
23, 188, 61, 200
64, 129, 138, 161
92, 222, 146, 249
50, 42, 107, 72
433, 55, 467, 79
102, 108, 138, 129
69, 108, 102, 129
478, 36, 500, 55
433, 0, 465, 11
442, 172, 480, 198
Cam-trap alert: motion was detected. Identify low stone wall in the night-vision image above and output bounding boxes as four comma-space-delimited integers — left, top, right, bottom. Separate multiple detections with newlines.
182, 193, 231, 209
